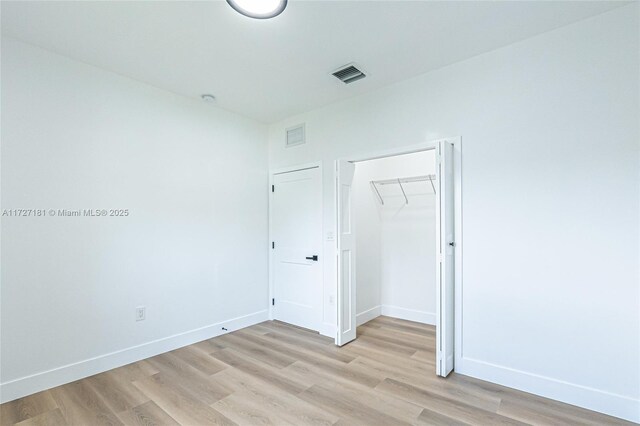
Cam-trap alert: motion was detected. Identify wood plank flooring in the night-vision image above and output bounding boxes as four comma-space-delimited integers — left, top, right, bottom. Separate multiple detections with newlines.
1, 316, 632, 426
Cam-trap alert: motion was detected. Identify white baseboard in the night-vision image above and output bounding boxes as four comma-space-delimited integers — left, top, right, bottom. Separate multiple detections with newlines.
0, 309, 269, 404
381, 305, 436, 325
357, 305, 382, 326
457, 357, 640, 423
356, 305, 435, 326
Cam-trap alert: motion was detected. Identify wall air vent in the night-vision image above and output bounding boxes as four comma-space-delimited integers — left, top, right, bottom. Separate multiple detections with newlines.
285, 124, 305, 148
332, 64, 366, 84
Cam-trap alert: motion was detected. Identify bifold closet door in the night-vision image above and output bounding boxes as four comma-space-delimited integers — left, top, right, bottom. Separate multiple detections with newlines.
436, 140, 455, 377
336, 160, 356, 346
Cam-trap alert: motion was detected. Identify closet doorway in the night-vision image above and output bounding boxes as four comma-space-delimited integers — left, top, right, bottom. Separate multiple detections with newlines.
335, 138, 461, 378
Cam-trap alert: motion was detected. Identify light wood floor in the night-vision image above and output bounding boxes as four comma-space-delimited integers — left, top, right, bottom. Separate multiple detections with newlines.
1, 316, 632, 426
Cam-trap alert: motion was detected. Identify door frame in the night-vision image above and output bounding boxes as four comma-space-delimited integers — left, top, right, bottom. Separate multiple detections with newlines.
334, 137, 462, 370
268, 161, 324, 330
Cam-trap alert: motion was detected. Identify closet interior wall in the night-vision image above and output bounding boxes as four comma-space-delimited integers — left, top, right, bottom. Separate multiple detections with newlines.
353, 150, 437, 326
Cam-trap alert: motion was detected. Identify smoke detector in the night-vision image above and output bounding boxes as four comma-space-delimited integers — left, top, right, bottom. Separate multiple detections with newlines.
201, 94, 216, 103
332, 63, 366, 84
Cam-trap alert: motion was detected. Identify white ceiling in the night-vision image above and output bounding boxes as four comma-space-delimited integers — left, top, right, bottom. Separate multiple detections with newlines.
1, 1, 626, 123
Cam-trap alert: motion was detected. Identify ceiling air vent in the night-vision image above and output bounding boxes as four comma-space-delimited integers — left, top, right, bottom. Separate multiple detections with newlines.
286, 124, 305, 148
332, 64, 366, 84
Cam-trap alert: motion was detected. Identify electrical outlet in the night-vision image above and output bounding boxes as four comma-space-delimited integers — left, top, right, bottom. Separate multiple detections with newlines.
329, 295, 335, 305
135, 306, 146, 321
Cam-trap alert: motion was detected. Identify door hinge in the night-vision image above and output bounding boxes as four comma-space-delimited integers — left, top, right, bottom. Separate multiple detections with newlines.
272, 298, 275, 306
271, 185, 275, 192
272, 241, 275, 249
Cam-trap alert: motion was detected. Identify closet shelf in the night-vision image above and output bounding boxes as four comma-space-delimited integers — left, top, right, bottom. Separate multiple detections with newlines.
370, 174, 436, 205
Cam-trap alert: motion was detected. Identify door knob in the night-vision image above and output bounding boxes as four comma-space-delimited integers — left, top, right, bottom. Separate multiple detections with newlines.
306, 255, 319, 261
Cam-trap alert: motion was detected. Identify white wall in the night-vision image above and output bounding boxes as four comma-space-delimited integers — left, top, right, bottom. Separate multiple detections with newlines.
268, 5, 640, 422
354, 151, 437, 326
352, 160, 382, 322
0, 39, 269, 402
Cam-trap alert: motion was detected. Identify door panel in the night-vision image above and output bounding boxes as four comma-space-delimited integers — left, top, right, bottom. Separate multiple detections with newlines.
436, 141, 455, 377
337, 160, 356, 346
272, 167, 322, 332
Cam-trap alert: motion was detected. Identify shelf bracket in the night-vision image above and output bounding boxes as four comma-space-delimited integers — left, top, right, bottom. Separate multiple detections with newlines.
371, 181, 384, 205
428, 175, 436, 194
397, 178, 408, 204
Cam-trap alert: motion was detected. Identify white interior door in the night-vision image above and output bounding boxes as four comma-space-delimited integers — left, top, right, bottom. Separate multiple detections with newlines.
336, 160, 356, 346
435, 141, 455, 377
272, 166, 323, 332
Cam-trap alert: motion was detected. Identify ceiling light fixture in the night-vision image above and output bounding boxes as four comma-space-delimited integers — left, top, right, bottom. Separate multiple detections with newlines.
226, 0, 287, 19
